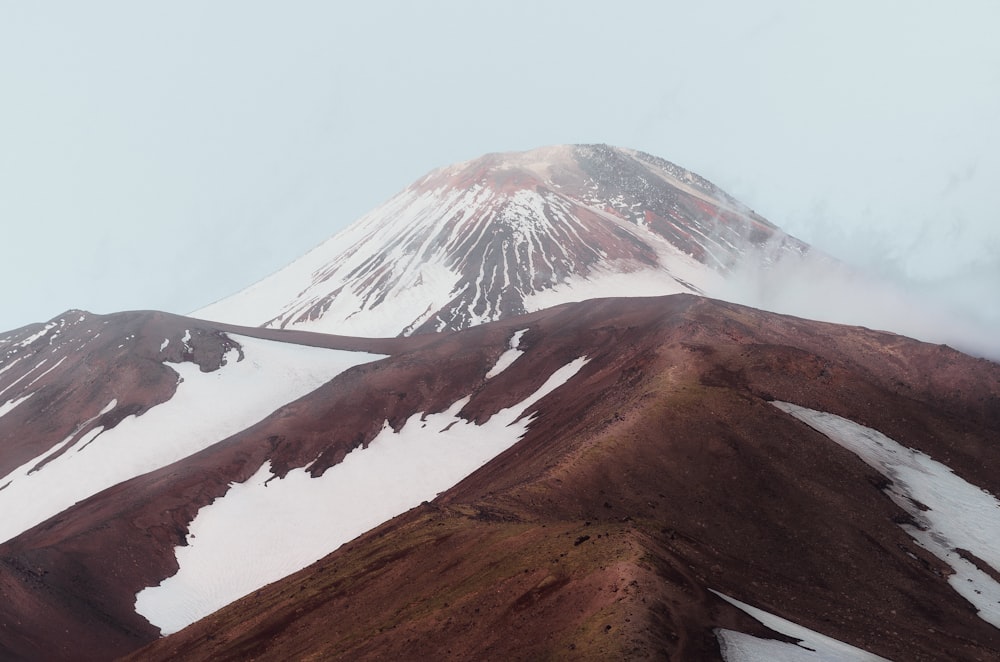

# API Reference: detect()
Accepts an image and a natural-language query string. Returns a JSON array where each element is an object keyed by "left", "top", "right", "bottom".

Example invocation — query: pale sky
[{"left": 2, "top": 2, "right": 998, "bottom": 350}]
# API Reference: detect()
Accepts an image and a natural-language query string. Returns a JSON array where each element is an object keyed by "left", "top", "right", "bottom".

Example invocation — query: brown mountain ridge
[{"left": 2, "top": 294, "right": 988, "bottom": 661}]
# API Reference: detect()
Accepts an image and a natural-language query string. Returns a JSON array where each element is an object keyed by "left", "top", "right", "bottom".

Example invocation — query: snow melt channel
[
  {"left": 0, "top": 335, "right": 384, "bottom": 545},
  {"left": 773, "top": 401, "right": 1000, "bottom": 629},
  {"left": 714, "top": 591, "right": 888, "bottom": 662},
  {"left": 134, "top": 356, "right": 589, "bottom": 635}
]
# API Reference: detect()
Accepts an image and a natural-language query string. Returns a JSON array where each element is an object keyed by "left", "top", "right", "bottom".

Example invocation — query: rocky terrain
[{"left": 1, "top": 296, "right": 998, "bottom": 660}]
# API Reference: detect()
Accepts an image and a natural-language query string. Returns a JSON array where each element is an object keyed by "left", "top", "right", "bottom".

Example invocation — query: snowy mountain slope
[
  {"left": 0, "top": 310, "right": 242, "bottom": 480},
  {"left": 2, "top": 145, "right": 999, "bottom": 661},
  {"left": 194, "top": 144, "right": 811, "bottom": 336},
  {"left": 0, "top": 316, "right": 384, "bottom": 546},
  {"left": 130, "top": 295, "right": 1000, "bottom": 662},
  {"left": 0, "top": 304, "right": 598, "bottom": 660},
  {"left": 5, "top": 295, "right": 1000, "bottom": 661},
  {"left": 134, "top": 353, "right": 589, "bottom": 634},
  {"left": 0, "top": 309, "right": 416, "bottom": 495}
]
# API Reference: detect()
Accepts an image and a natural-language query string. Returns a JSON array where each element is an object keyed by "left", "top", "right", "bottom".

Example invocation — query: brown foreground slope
[
  {"left": 125, "top": 295, "right": 1000, "bottom": 661},
  {"left": 0, "top": 312, "right": 424, "bottom": 661}
]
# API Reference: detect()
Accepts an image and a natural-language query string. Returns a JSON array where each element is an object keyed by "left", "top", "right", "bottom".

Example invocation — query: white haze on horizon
[
  {"left": 0, "top": 1, "right": 997, "bottom": 360},
  {"left": 717, "top": 242, "right": 1000, "bottom": 361}
]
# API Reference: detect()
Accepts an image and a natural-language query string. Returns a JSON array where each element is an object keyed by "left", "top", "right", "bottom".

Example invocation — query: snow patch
[
  {"left": 773, "top": 401, "right": 1000, "bottom": 628},
  {"left": 14, "top": 323, "right": 56, "bottom": 348},
  {"left": 0, "top": 337, "right": 385, "bottom": 544},
  {"left": 134, "top": 356, "right": 589, "bottom": 635},
  {"left": 0, "top": 355, "right": 25, "bottom": 378},
  {"left": 0, "top": 392, "right": 33, "bottom": 420},
  {"left": 714, "top": 591, "right": 888, "bottom": 661},
  {"left": 2, "top": 399, "right": 119, "bottom": 483},
  {"left": 485, "top": 328, "right": 528, "bottom": 379}
]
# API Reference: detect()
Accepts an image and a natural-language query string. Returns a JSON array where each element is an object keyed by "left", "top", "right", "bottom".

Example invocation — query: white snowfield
[
  {"left": 0, "top": 334, "right": 385, "bottom": 545},
  {"left": 714, "top": 590, "right": 889, "bottom": 662},
  {"left": 134, "top": 355, "right": 590, "bottom": 635},
  {"left": 773, "top": 401, "right": 1000, "bottom": 629}
]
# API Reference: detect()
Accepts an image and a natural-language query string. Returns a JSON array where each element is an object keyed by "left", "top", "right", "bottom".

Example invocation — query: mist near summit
[
  {"left": 1, "top": 2, "right": 997, "bottom": 357},
  {"left": 717, "top": 243, "right": 1000, "bottom": 360}
]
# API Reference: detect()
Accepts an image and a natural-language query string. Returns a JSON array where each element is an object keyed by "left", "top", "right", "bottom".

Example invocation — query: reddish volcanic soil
[{"left": 2, "top": 295, "right": 1000, "bottom": 661}]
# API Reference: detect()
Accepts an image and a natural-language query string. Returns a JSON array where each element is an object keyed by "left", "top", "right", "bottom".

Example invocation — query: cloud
[{"left": 717, "top": 241, "right": 1000, "bottom": 361}]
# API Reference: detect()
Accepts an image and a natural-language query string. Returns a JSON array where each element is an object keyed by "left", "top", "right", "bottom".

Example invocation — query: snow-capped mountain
[
  {"left": 2, "top": 297, "right": 1000, "bottom": 661},
  {"left": 195, "top": 144, "right": 810, "bottom": 336},
  {"left": 3, "top": 143, "right": 1000, "bottom": 661}
]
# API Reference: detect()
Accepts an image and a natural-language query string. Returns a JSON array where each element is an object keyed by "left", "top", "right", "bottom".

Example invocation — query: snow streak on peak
[{"left": 194, "top": 144, "right": 808, "bottom": 337}]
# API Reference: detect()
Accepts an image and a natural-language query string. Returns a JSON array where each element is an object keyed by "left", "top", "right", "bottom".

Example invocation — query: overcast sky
[{"left": 2, "top": 2, "right": 998, "bottom": 351}]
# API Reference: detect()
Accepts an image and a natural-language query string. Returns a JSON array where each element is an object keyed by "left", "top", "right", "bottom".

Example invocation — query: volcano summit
[{"left": 195, "top": 144, "right": 811, "bottom": 337}]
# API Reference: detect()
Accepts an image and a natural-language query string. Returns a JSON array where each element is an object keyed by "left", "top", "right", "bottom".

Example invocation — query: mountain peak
[
  {"left": 440, "top": 143, "right": 578, "bottom": 180},
  {"left": 194, "top": 145, "right": 807, "bottom": 337}
]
